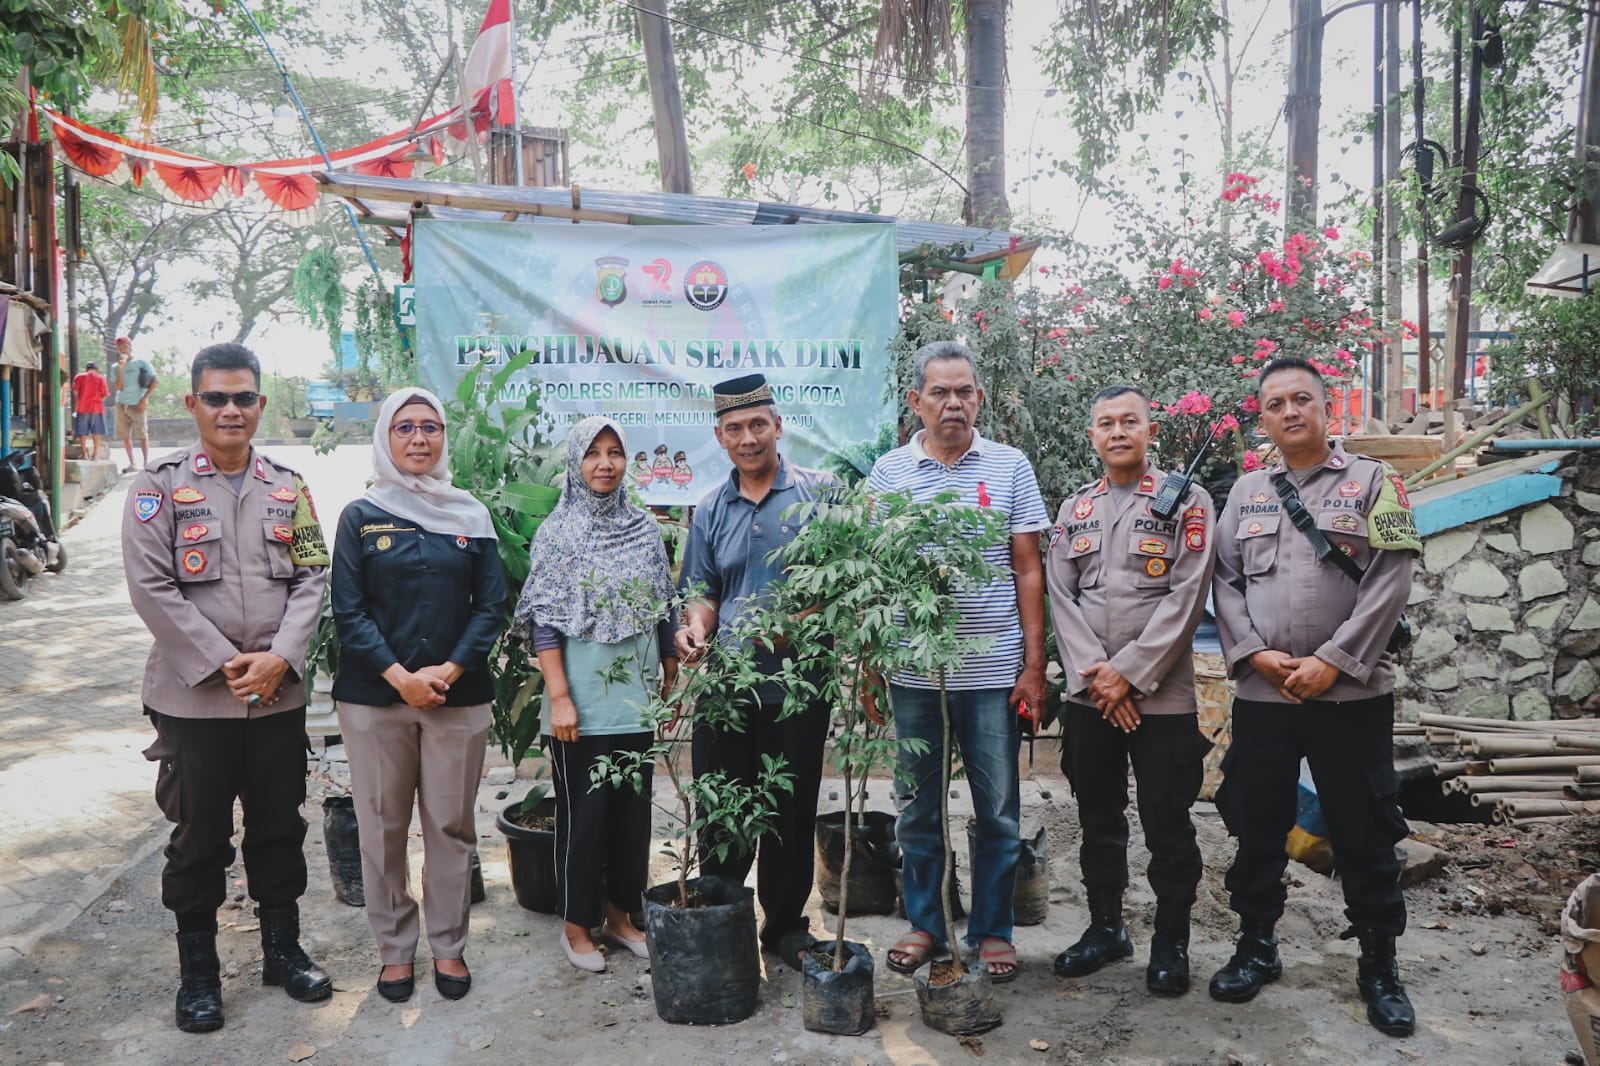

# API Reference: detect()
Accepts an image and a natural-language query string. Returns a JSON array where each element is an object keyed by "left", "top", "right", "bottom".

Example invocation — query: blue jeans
[{"left": 890, "top": 684, "right": 1021, "bottom": 948}]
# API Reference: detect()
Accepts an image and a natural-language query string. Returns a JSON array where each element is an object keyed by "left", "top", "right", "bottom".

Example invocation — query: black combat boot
[
  {"left": 1349, "top": 929, "right": 1415, "bottom": 1037},
  {"left": 1208, "top": 916, "right": 1282, "bottom": 1003},
  {"left": 174, "top": 931, "right": 225, "bottom": 1033},
  {"left": 259, "top": 903, "right": 333, "bottom": 1002},
  {"left": 1054, "top": 887, "right": 1133, "bottom": 978},
  {"left": 1145, "top": 901, "right": 1191, "bottom": 996}
]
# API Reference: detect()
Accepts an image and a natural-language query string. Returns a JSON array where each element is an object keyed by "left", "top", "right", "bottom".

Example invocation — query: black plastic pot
[
  {"left": 496, "top": 798, "right": 558, "bottom": 914},
  {"left": 322, "top": 795, "right": 364, "bottom": 907},
  {"left": 801, "top": 939, "right": 876, "bottom": 1036},
  {"left": 642, "top": 874, "right": 760, "bottom": 1025},
  {"left": 815, "top": 810, "right": 899, "bottom": 915},
  {"left": 914, "top": 961, "right": 1002, "bottom": 1035},
  {"left": 965, "top": 821, "right": 1050, "bottom": 926}
]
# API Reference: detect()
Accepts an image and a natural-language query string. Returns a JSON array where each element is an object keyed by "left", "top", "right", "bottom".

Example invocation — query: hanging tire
[
  {"left": 46, "top": 541, "right": 66, "bottom": 574},
  {"left": 0, "top": 539, "right": 28, "bottom": 600}
]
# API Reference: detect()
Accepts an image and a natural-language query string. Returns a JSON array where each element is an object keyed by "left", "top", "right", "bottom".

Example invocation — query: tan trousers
[{"left": 337, "top": 700, "right": 491, "bottom": 965}]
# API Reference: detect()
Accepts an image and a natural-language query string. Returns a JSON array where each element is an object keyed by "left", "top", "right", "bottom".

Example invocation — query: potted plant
[
  {"left": 769, "top": 486, "right": 1008, "bottom": 1036},
  {"left": 589, "top": 579, "right": 797, "bottom": 1026}
]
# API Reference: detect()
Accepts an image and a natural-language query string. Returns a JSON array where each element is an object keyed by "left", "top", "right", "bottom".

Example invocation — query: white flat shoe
[
  {"left": 605, "top": 926, "right": 649, "bottom": 959},
  {"left": 561, "top": 932, "right": 605, "bottom": 973}
]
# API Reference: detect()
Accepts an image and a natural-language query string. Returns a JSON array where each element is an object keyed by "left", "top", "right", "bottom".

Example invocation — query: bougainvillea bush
[{"left": 892, "top": 174, "right": 1402, "bottom": 505}]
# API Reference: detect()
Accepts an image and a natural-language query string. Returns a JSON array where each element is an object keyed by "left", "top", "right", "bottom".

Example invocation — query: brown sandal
[{"left": 886, "top": 930, "right": 940, "bottom": 974}]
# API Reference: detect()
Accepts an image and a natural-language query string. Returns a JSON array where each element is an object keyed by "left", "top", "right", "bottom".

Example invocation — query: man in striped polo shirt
[{"left": 867, "top": 341, "right": 1050, "bottom": 983}]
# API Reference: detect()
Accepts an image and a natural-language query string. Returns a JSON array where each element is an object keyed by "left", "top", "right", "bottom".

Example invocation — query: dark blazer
[{"left": 331, "top": 499, "right": 507, "bottom": 707}]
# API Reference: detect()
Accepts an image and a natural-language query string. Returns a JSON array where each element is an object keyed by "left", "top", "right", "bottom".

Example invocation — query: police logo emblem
[
  {"left": 1145, "top": 558, "right": 1168, "bottom": 578},
  {"left": 1073, "top": 498, "right": 1094, "bottom": 520},
  {"left": 684, "top": 260, "right": 730, "bottom": 311},
  {"left": 1247, "top": 522, "right": 1264, "bottom": 536},
  {"left": 455, "top": 535, "right": 470, "bottom": 550},
  {"left": 1072, "top": 536, "right": 1092, "bottom": 553},
  {"left": 1049, "top": 525, "right": 1065, "bottom": 549},
  {"left": 268, "top": 486, "right": 298, "bottom": 503},
  {"left": 181, "top": 548, "right": 206, "bottom": 574},
  {"left": 1338, "top": 480, "right": 1363, "bottom": 498},
  {"left": 133, "top": 490, "right": 163, "bottom": 522},
  {"left": 376, "top": 535, "right": 393, "bottom": 551},
  {"left": 595, "top": 256, "right": 629, "bottom": 306},
  {"left": 272, "top": 525, "right": 294, "bottom": 544},
  {"left": 172, "top": 487, "right": 205, "bottom": 503},
  {"left": 1138, "top": 538, "right": 1168, "bottom": 556},
  {"left": 1332, "top": 514, "right": 1359, "bottom": 532},
  {"left": 182, "top": 523, "right": 209, "bottom": 541},
  {"left": 1388, "top": 473, "right": 1411, "bottom": 510},
  {"left": 1337, "top": 542, "right": 1354, "bottom": 556},
  {"left": 1185, "top": 528, "right": 1205, "bottom": 552}
]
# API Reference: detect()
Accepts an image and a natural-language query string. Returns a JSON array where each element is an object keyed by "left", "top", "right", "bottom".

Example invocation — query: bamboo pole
[
  {"left": 1432, "top": 760, "right": 1488, "bottom": 778},
  {"left": 1577, "top": 765, "right": 1600, "bottom": 784},
  {"left": 1471, "top": 790, "right": 1567, "bottom": 806},
  {"left": 1403, "top": 381, "right": 1548, "bottom": 487},
  {"left": 1566, "top": 785, "right": 1600, "bottom": 801},
  {"left": 1418, "top": 712, "right": 1600, "bottom": 733},
  {"left": 1492, "top": 756, "right": 1600, "bottom": 774},
  {"left": 1500, "top": 797, "right": 1600, "bottom": 819},
  {"left": 1449, "top": 776, "right": 1573, "bottom": 793},
  {"left": 1459, "top": 734, "right": 1600, "bottom": 757}
]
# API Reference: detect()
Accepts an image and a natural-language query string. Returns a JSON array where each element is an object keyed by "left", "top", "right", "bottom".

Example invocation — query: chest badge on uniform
[
  {"left": 1072, "top": 535, "right": 1092, "bottom": 553},
  {"left": 181, "top": 523, "right": 209, "bottom": 541},
  {"left": 268, "top": 486, "right": 298, "bottom": 503},
  {"left": 376, "top": 535, "right": 393, "bottom": 551},
  {"left": 455, "top": 535, "right": 470, "bottom": 549},
  {"left": 1145, "top": 558, "right": 1168, "bottom": 578},
  {"left": 133, "top": 490, "right": 163, "bottom": 523},
  {"left": 1250, "top": 492, "right": 1270, "bottom": 504},
  {"left": 172, "top": 487, "right": 205, "bottom": 504},
  {"left": 1332, "top": 514, "right": 1360, "bottom": 532},
  {"left": 1049, "top": 525, "right": 1065, "bottom": 549},
  {"left": 1338, "top": 480, "right": 1363, "bottom": 498},
  {"left": 1073, "top": 498, "right": 1094, "bottom": 520},
  {"left": 1138, "top": 538, "right": 1168, "bottom": 556},
  {"left": 1185, "top": 528, "right": 1206, "bottom": 551},
  {"left": 181, "top": 548, "right": 206, "bottom": 574},
  {"left": 1337, "top": 542, "right": 1355, "bottom": 556},
  {"left": 1246, "top": 522, "right": 1265, "bottom": 536},
  {"left": 272, "top": 524, "right": 294, "bottom": 544}
]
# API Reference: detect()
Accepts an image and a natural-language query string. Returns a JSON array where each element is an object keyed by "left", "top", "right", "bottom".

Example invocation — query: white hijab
[{"left": 365, "top": 387, "right": 497, "bottom": 540}]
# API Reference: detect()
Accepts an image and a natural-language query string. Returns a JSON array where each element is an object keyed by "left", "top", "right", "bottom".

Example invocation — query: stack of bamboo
[{"left": 1401, "top": 713, "right": 1600, "bottom": 826}]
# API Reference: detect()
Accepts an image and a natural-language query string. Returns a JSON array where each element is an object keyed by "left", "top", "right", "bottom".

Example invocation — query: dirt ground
[{"left": 0, "top": 763, "right": 1584, "bottom": 1066}]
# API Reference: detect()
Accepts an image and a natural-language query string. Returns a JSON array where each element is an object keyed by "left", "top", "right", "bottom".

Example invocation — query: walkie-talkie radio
[{"left": 1150, "top": 413, "right": 1234, "bottom": 520}]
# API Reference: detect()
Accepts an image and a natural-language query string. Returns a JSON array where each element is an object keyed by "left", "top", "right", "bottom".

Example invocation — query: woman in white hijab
[{"left": 331, "top": 388, "right": 506, "bottom": 1004}]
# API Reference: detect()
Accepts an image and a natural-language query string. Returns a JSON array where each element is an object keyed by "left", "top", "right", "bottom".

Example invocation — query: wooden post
[
  {"left": 1412, "top": 0, "right": 1431, "bottom": 404},
  {"left": 1384, "top": 0, "right": 1405, "bottom": 419},
  {"left": 1440, "top": 295, "right": 1459, "bottom": 452},
  {"left": 636, "top": 0, "right": 692, "bottom": 195},
  {"left": 1285, "top": 0, "right": 1324, "bottom": 228}
]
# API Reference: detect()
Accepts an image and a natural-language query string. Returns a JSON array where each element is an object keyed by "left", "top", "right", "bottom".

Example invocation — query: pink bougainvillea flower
[
  {"left": 1254, "top": 337, "right": 1278, "bottom": 354},
  {"left": 1267, "top": 300, "right": 1285, "bottom": 313},
  {"left": 1158, "top": 275, "right": 1173, "bottom": 290},
  {"left": 1241, "top": 395, "right": 1261, "bottom": 414},
  {"left": 1227, "top": 311, "right": 1246, "bottom": 328},
  {"left": 1220, "top": 414, "right": 1240, "bottom": 432},
  {"left": 1230, "top": 354, "right": 1245, "bottom": 364},
  {"left": 1242, "top": 451, "right": 1262, "bottom": 471},
  {"left": 1324, "top": 226, "right": 1339, "bottom": 240},
  {"left": 1046, "top": 327, "right": 1067, "bottom": 339},
  {"left": 1199, "top": 308, "right": 1214, "bottom": 321}
]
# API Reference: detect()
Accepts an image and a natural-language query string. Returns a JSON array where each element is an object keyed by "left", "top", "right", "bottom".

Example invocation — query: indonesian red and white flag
[{"left": 449, "top": 0, "right": 515, "bottom": 143}]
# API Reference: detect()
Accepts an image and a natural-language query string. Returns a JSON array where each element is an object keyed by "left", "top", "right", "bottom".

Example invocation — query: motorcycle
[{"left": 0, "top": 447, "right": 66, "bottom": 600}]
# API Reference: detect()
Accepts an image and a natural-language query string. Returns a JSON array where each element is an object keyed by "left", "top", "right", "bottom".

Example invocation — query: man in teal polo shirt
[{"left": 675, "top": 373, "right": 841, "bottom": 970}]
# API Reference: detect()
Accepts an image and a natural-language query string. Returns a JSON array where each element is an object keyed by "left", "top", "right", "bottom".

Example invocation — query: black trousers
[
  {"left": 144, "top": 708, "right": 309, "bottom": 920},
  {"left": 692, "top": 697, "right": 828, "bottom": 943},
  {"left": 1060, "top": 704, "right": 1210, "bottom": 906},
  {"left": 1216, "top": 694, "right": 1408, "bottom": 936},
  {"left": 549, "top": 731, "right": 654, "bottom": 928}
]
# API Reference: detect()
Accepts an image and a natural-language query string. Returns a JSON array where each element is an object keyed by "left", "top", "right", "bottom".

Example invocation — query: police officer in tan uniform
[
  {"left": 123, "top": 343, "right": 332, "bottom": 1034},
  {"left": 1209, "top": 356, "right": 1419, "bottom": 1037},
  {"left": 1046, "top": 385, "right": 1217, "bottom": 996}
]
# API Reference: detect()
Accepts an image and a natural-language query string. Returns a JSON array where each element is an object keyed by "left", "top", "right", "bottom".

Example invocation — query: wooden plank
[{"left": 1413, "top": 471, "right": 1563, "bottom": 537}]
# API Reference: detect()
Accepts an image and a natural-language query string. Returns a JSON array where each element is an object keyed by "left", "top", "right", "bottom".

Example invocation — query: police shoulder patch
[
  {"left": 1368, "top": 468, "right": 1422, "bottom": 552},
  {"left": 133, "top": 489, "right": 163, "bottom": 523}
]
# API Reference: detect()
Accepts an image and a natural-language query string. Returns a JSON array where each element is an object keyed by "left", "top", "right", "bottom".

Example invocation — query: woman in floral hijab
[{"left": 513, "top": 416, "right": 676, "bottom": 973}]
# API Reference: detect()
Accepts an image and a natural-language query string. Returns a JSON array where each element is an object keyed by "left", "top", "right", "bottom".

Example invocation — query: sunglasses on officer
[{"left": 194, "top": 390, "right": 261, "bottom": 408}]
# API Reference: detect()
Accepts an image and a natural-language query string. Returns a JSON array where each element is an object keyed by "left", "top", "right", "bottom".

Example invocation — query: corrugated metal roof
[{"left": 321, "top": 173, "right": 1019, "bottom": 260}]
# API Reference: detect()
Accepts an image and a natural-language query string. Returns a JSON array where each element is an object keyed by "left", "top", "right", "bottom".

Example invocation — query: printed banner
[{"left": 413, "top": 220, "right": 900, "bottom": 504}]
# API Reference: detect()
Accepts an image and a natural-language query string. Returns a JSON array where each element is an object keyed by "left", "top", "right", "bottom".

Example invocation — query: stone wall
[{"left": 1396, "top": 451, "right": 1600, "bottom": 721}]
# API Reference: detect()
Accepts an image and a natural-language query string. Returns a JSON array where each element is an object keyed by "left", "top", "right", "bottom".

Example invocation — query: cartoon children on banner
[
  {"left": 671, "top": 451, "right": 693, "bottom": 491},
  {"left": 630, "top": 451, "right": 654, "bottom": 490}
]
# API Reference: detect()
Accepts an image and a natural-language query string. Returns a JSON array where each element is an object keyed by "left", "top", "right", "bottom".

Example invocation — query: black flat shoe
[
  {"left": 433, "top": 965, "right": 471, "bottom": 1001},
  {"left": 376, "top": 968, "right": 414, "bottom": 1003}
]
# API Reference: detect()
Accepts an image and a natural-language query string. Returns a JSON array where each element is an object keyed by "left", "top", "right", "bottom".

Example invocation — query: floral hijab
[{"left": 513, "top": 416, "right": 673, "bottom": 644}]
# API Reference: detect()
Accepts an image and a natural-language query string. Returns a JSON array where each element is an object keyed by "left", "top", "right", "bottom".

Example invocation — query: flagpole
[
  {"left": 510, "top": 0, "right": 524, "bottom": 187},
  {"left": 233, "top": 0, "right": 413, "bottom": 357}
]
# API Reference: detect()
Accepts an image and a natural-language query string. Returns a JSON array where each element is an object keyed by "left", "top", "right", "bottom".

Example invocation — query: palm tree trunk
[{"left": 964, "top": 0, "right": 1010, "bottom": 228}]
